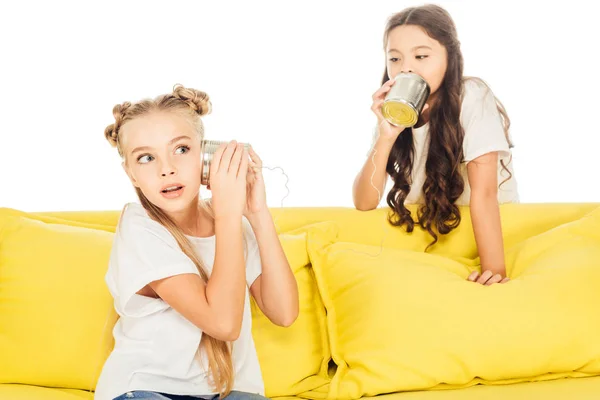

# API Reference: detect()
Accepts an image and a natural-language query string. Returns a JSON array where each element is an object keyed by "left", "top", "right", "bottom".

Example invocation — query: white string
[
  {"left": 370, "top": 149, "right": 383, "bottom": 204},
  {"left": 261, "top": 165, "right": 290, "bottom": 209}
]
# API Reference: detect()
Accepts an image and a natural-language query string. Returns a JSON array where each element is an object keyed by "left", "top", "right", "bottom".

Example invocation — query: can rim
[
  {"left": 382, "top": 97, "right": 418, "bottom": 110},
  {"left": 392, "top": 72, "right": 429, "bottom": 87},
  {"left": 382, "top": 100, "right": 418, "bottom": 127}
]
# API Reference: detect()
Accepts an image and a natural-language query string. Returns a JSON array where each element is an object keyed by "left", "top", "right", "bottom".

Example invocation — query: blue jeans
[{"left": 113, "top": 391, "right": 268, "bottom": 400}]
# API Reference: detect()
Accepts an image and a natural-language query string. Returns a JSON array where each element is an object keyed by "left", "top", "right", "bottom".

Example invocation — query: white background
[{"left": 1, "top": 0, "right": 598, "bottom": 212}]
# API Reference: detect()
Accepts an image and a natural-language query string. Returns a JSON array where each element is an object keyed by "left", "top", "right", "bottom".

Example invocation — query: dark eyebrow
[{"left": 131, "top": 135, "right": 191, "bottom": 156}]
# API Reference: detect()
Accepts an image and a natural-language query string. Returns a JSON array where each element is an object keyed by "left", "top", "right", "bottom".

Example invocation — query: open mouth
[
  {"left": 161, "top": 185, "right": 183, "bottom": 193},
  {"left": 160, "top": 184, "right": 185, "bottom": 198}
]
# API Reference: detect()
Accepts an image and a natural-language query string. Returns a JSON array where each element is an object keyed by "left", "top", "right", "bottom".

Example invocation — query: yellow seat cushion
[
  {"left": 269, "top": 204, "right": 599, "bottom": 261},
  {"left": 31, "top": 203, "right": 599, "bottom": 260},
  {"left": 0, "top": 210, "right": 332, "bottom": 397},
  {"left": 3, "top": 376, "right": 600, "bottom": 400},
  {"left": 0, "top": 208, "right": 116, "bottom": 233},
  {"left": 0, "top": 384, "right": 93, "bottom": 399},
  {"left": 364, "top": 375, "right": 600, "bottom": 399},
  {"left": 274, "top": 376, "right": 600, "bottom": 400},
  {"left": 251, "top": 226, "right": 332, "bottom": 397},
  {"left": 0, "top": 216, "right": 117, "bottom": 390},
  {"left": 306, "top": 207, "right": 600, "bottom": 399}
]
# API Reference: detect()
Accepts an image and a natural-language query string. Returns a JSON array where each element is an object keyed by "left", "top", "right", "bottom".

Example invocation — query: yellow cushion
[
  {"left": 0, "top": 210, "right": 332, "bottom": 397},
  {"left": 3, "top": 376, "right": 600, "bottom": 400},
  {"left": 251, "top": 225, "right": 332, "bottom": 398},
  {"left": 0, "top": 384, "right": 93, "bottom": 399},
  {"left": 0, "top": 208, "right": 115, "bottom": 233},
  {"left": 307, "top": 207, "right": 600, "bottom": 399},
  {"left": 30, "top": 203, "right": 599, "bottom": 260},
  {"left": 270, "top": 204, "right": 598, "bottom": 261},
  {"left": 0, "top": 216, "right": 117, "bottom": 390},
  {"left": 363, "top": 376, "right": 600, "bottom": 399},
  {"left": 275, "top": 376, "right": 600, "bottom": 400}
]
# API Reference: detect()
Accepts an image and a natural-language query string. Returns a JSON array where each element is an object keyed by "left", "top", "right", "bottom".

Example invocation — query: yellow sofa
[{"left": 1, "top": 203, "right": 600, "bottom": 400}]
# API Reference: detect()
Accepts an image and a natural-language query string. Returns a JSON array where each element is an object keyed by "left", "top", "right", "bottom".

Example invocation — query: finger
[
  {"left": 248, "top": 146, "right": 263, "bottom": 167},
  {"left": 248, "top": 161, "right": 261, "bottom": 176},
  {"left": 423, "top": 103, "right": 430, "bottom": 112},
  {"left": 237, "top": 146, "right": 249, "bottom": 179},
  {"left": 372, "top": 85, "right": 392, "bottom": 100},
  {"left": 485, "top": 274, "right": 503, "bottom": 286},
  {"left": 500, "top": 277, "right": 511, "bottom": 284},
  {"left": 247, "top": 160, "right": 257, "bottom": 175},
  {"left": 209, "top": 142, "right": 228, "bottom": 179},
  {"left": 220, "top": 141, "right": 238, "bottom": 172},
  {"left": 476, "top": 270, "right": 493, "bottom": 285},
  {"left": 467, "top": 271, "right": 479, "bottom": 282},
  {"left": 372, "top": 79, "right": 396, "bottom": 100},
  {"left": 247, "top": 173, "right": 258, "bottom": 188},
  {"left": 372, "top": 99, "right": 385, "bottom": 109},
  {"left": 371, "top": 100, "right": 385, "bottom": 118},
  {"left": 228, "top": 143, "right": 244, "bottom": 174}
]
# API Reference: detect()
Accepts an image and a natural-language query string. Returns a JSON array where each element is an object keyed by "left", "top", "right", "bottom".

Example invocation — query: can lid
[{"left": 382, "top": 101, "right": 418, "bottom": 127}]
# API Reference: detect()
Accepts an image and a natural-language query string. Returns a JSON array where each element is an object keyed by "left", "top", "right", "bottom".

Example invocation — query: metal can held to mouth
[
  {"left": 200, "top": 140, "right": 250, "bottom": 186},
  {"left": 381, "top": 72, "right": 431, "bottom": 128}
]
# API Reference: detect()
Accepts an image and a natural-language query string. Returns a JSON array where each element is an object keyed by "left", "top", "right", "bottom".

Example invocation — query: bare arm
[
  {"left": 149, "top": 217, "right": 246, "bottom": 341},
  {"left": 353, "top": 78, "right": 413, "bottom": 210},
  {"left": 248, "top": 210, "right": 299, "bottom": 327},
  {"left": 353, "top": 132, "right": 395, "bottom": 210},
  {"left": 467, "top": 152, "right": 508, "bottom": 283}
]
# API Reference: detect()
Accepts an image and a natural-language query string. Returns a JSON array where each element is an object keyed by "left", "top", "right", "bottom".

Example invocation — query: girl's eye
[
  {"left": 137, "top": 154, "right": 154, "bottom": 164},
  {"left": 389, "top": 57, "right": 400, "bottom": 62},
  {"left": 175, "top": 145, "right": 190, "bottom": 155},
  {"left": 416, "top": 55, "right": 429, "bottom": 60}
]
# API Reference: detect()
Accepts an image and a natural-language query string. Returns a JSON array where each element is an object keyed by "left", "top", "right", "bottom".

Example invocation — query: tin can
[
  {"left": 200, "top": 140, "right": 250, "bottom": 186},
  {"left": 381, "top": 72, "right": 430, "bottom": 128}
]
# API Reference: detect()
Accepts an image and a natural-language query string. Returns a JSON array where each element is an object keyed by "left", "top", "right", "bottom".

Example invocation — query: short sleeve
[
  {"left": 242, "top": 217, "right": 262, "bottom": 287},
  {"left": 108, "top": 203, "right": 199, "bottom": 318},
  {"left": 460, "top": 79, "right": 511, "bottom": 163}
]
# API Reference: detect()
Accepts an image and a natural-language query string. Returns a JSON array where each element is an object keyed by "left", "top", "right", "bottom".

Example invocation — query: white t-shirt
[
  {"left": 94, "top": 202, "right": 264, "bottom": 400},
  {"left": 371, "top": 78, "right": 519, "bottom": 206}
]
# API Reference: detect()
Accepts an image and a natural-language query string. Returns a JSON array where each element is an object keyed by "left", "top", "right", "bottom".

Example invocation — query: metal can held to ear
[
  {"left": 381, "top": 72, "right": 430, "bottom": 128},
  {"left": 200, "top": 140, "right": 250, "bottom": 186}
]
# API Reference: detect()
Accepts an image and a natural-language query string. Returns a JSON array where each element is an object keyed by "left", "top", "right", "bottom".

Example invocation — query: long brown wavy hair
[
  {"left": 382, "top": 5, "right": 513, "bottom": 249},
  {"left": 104, "top": 85, "right": 234, "bottom": 396}
]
